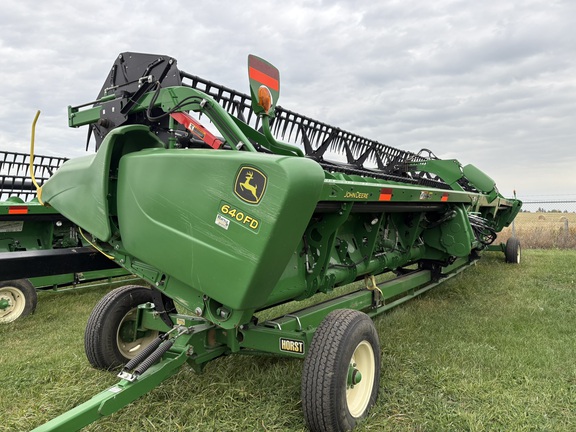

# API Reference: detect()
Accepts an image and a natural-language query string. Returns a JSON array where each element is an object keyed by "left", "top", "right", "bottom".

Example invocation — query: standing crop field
[
  {"left": 497, "top": 211, "right": 576, "bottom": 248},
  {"left": 1, "top": 249, "right": 575, "bottom": 431}
]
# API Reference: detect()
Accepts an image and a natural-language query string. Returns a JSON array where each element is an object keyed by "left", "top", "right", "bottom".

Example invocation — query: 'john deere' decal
[{"left": 234, "top": 167, "right": 267, "bottom": 204}]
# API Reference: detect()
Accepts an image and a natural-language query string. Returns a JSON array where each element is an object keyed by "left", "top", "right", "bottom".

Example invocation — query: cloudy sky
[{"left": 1, "top": 0, "right": 574, "bottom": 201}]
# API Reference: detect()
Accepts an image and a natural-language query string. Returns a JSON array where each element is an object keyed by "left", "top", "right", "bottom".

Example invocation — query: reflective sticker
[
  {"left": 248, "top": 56, "right": 280, "bottom": 91},
  {"left": 379, "top": 188, "right": 393, "bottom": 201},
  {"left": 8, "top": 206, "right": 27, "bottom": 215}
]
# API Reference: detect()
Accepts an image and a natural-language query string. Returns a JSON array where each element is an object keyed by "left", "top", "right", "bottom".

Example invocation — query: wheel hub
[
  {"left": 0, "top": 296, "right": 11, "bottom": 311},
  {"left": 347, "top": 363, "right": 363, "bottom": 387},
  {"left": 119, "top": 321, "right": 137, "bottom": 341},
  {"left": 117, "top": 308, "right": 159, "bottom": 359}
]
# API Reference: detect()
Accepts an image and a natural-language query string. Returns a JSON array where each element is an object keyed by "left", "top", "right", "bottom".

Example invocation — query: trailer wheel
[
  {"left": 505, "top": 237, "right": 521, "bottom": 264},
  {"left": 85, "top": 285, "right": 159, "bottom": 370},
  {"left": 301, "top": 309, "right": 380, "bottom": 432},
  {"left": 0, "top": 279, "right": 37, "bottom": 323}
]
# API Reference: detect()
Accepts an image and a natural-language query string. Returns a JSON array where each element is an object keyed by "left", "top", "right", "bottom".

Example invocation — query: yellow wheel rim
[
  {"left": 346, "top": 340, "right": 376, "bottom": 417},
  {"left": 0, "top": 287, "right": 26, "bottom": 323}
]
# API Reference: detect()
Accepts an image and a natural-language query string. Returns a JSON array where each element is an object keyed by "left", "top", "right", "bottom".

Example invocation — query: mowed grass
[{"left": 1, "top": 249, "right": 575, "bottom": 431}]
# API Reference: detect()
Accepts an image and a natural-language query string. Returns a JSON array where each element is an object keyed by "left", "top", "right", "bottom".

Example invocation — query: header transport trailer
[
  {"left": 0, "top": 151, "right": 130, "bottom": 323},
  {"left": 28, "top": 52, "right": 521, "bottom": 431}
]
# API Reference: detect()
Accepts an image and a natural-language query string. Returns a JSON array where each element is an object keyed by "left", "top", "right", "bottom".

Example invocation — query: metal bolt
[{"left": 194, "top": 307, "right": 203, "bottom": 317}]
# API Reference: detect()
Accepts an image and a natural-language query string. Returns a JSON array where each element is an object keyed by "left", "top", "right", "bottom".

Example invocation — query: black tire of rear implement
[
  {"left": 505, "top": 237, "right": 521, "bottom": 264},
  {"left": 0, "top": 279, "right": 37, "bottom": 323},
  {"left": 301, "top": 309, "right": 381, "bottom": 432},
  {"left": 84, "top": 285, "right": 157, "bottom": 370}
]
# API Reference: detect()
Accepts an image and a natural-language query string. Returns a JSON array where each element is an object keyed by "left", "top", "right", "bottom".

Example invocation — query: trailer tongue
[{"left": 32, "top": 52, "right": 520, "bottom": 431}]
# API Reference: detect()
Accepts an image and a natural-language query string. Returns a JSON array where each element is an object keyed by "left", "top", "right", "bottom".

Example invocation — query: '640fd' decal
[
  {"left": 217, "top": 202, "right": 260, "bottom": 232},
  {"left": 234, "top": 166, "right": 267, "bottom": 204},
  {"left": 280, "top": 338, "right": 305, "bottom": 355}
]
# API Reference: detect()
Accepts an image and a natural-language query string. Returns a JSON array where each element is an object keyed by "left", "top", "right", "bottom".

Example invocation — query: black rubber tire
[
  {"left": 505, "top": 237, "right": 521, "bottom": 264},
  {"left": 84, "top": 285, "right": 158, "bottom": 370},
  {"left": 301, "top": 309, "right": 380, "bottom": 432},
  {"left": 0, "top": 279, "right": 37, "bottom": 323}
]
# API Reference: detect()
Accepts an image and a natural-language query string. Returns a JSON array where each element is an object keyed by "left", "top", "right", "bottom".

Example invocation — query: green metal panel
[
  {"left": 421, "top": 204, "right": 476, "bottom": 257},
  {"left": 114, "top": 149, "right": 325, "bottom": 311},
  {"left": 462, "top": 164, "right": 497, "bottom": 197},
  {"left": 41, "top": 125, "right": 165, "bottom": 242}
]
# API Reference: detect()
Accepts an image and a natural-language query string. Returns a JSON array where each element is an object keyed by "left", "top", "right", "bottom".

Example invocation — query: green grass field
[{"left": 1, "top": 250, "right": 575, "bottom": 431}]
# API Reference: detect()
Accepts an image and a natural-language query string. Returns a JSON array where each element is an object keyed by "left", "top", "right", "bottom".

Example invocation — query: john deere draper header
[{"left": 30, "top": 52, "right": 520, "bottom": 432}]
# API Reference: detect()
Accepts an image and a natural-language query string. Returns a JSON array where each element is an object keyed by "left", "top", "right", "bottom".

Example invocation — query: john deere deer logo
[{"left": 234, "top": 167, "right": 267, "bottom": 204}]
